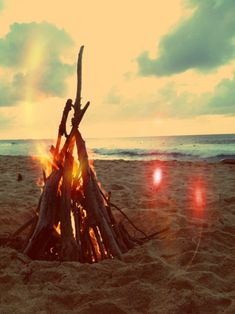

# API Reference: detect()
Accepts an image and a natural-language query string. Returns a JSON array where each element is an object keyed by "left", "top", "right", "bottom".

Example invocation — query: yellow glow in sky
[{"left": 0, "top": 0, "right": 235, "bottom": 139}]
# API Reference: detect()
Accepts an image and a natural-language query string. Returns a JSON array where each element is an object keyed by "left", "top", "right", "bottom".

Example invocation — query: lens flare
[
  {"left": 153, "top": 168, "right": 162, "bottom": 186},
  {"left": 193, "top": 180, "right": 206, "bottom": 217},
  {"left": 195, "top": 187, "right": 204, "bottom": 207}
]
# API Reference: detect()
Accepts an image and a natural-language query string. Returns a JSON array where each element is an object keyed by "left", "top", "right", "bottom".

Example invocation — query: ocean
[{"left": 0, "top": 134, "right": 235, "bottom": 162}]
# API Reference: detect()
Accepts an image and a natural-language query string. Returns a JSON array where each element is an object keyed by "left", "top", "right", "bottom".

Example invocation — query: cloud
[
  {"left": 0, "top": 117, "right": 11, "bottom": 130},
  {"left": 103, "top": 87, "right": 121, "bottom": 105},
  {"left": 144, "top": 77, "right": 235, "bottom": 119},
  {"left": 0, "top": 110, "right": 14, "bottom": 130},
  {"left": 0, "top": 22, "right": 75, "bottom": 106},
  {"left": 103, "top": 70, "right": 235, "bottom": 121},
  {"left": 0, "top": 73, "right": 26, "bottom": 106},
  {"left": 138, "top": 0, "right": 235, "bottom": 76},
  {"left": 0, "top": 0, "right": 4, "bottom": 11},
  {"left": 152, "top": 74, "right": 235, "bottom": 118},
  {"left": 205, "top": 72, "right": 235, "bottom": 115}
]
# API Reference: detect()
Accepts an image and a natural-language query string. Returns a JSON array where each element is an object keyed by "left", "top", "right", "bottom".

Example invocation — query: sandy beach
[{"left": 0, "top": 156, "right": 234, "bottom": 314}]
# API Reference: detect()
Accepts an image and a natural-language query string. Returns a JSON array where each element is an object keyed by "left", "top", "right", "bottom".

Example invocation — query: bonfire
[{"left": 11, "top": 46, "right": 156, "bottom": 263}]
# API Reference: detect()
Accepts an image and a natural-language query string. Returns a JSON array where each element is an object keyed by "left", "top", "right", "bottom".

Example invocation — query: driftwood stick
[
  {"left": 74, "top": 46, "right": 84, "bottom": 113},
  {"left": 74, "top": 129, "right": 122, "bottom": 259},
  {"left": 22, "top": 216, "right": 39, "bottom": 252},
  {"left": 59, "top": 101, "right": 90, "bottom": 162},
  {"left": 72, "top": 101, "right": 90, "bottom": 128},
  {"left": 42, "top": 169, "right": 47, "bottom": 184},
  {"left": 98, "top": 177, "right": 166, "bottom": 241},
  {"left": 11, "top": 215, "right": 37, "bottom": 239},
  {"left": 24, "top": 169, "right": 62, "bottom": 259},
  {"left": 59, "top": 99, "right": 73, "bottom": 138},
  {"left": 58, "top": 46, "right": 89, "bottom": 162},
  {"left": 88, "top": 231, "right": 98, "bottom": 263},
  {"left": 54, "top": 99, "right": 73, "bottom": 160},
  {"left": 99, "top": 187, "right": 148, "bottom": 238},
  {"left": 93, "top": 226, "right": 106, "bottom": 259},
  {"left": 83, "top": 228, "right": 93, "bottom": 263},
  {"left": 105, "top": 191, "right": 116, "bottom": 225},
  {"left": 112, "top": 224, "right": 128, "bottom": 253},
  {"left": 89, "top": 171, "right": 124, "bottom": 251},
  {"left": 73, "top": 204, "right": 83, "bottom": 262},
  {"left": 118, "top": 222, "right": 136, "bottom": 249},
  {"left": 60, "top": 152, "right": 79, "bottom": 261}
]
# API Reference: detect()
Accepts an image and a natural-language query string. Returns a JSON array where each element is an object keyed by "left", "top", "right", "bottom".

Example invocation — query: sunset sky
[{"left": 0, "top": 0, "right": 235, "bottom": 139}]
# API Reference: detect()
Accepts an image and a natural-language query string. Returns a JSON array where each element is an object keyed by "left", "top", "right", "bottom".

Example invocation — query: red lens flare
[
  {"left": 193, "top": 180, "right": 206, "bottom": 216},
  {"left": 195, "top": 187, "right": 204, "bottom": 207},
  {"left": 153, "top": 168, "right": 162, "bottom": 186}
]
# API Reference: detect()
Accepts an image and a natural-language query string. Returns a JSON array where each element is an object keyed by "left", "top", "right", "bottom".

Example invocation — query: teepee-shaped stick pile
[{"left": 23, "top": 46, "right": 139, "bottom": 262}]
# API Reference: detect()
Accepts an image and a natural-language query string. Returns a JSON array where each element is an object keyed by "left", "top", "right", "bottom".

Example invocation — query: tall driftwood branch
[{"left": 74, "top": 45, "right": 84, "bottom": 114}]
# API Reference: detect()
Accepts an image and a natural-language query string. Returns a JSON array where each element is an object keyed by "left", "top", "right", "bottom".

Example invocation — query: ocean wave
[
  {"left": 0, "top": 143, "right": 14, "bottom": 147},
  {"left": 0, "top": 136, "right": 234, "bottom": 161},
  {"left": 205, "top": 154, "right": 235, "bottom": 161},
  {"left": 92, "top": 148, "right": 235, "bottom": 161},
  {"left": 92, "top": 148, "right": 195, "bottom": 159}
]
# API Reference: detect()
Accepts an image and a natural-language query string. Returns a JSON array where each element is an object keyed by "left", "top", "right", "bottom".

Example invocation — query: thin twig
[
  {"left": 98, "top": 187, "right": 170, "bottom": 241},
  {"left": 11, "top": 215, "right": 38, "bottom": 238},
  {"left": 98, "top": 187, "right": 148, "bottom": 238}
]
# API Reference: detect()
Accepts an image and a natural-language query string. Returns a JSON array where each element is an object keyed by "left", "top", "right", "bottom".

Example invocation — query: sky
[{"left": 0, "top": 0, "right": 235, "bottom": 139}]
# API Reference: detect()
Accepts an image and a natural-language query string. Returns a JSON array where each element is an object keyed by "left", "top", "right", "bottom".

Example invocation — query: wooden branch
[
  {"left": 60, "top": 152, "right": 79, "bottom": 261},
  {"left": 59, "top": 101, "right": 90, "bottom": 162},
  {"left": 74, "top": 129, "right": 122, "bottom": 259},
  {"left": 11, "top": 215, "right": 38, "bottom": 238},
  {"left": 73, "top": 204, "right": 83, "bottom": 262},
  {"left": 24, "top": 169, "right": 62, "bottom": 259},
  {"left": 93, "top": 226, "right": 107, "bottom": 259},
  {"left": 59, "top": 99, "right": 73, "bottom": 137},
  {"left": 99, "top": 187, "right": 148, "bottom": 238},
  {"left": 22, "top": 216, "right": 39, "bottom": 252},
  {"left": 57, "top": 46, "right": 89, "bottom": 162},
  {"left": 74, "top": 45, "right": 84, "bottom": 114},
  {"left": 53, "top": 99, "right": 73, "bottom": 161},
  {"left": 88, "top": 231, "right": 98, "bottom": 263},
  {"left": 118, "top": 222, "right": 136, "bottom": 249}
]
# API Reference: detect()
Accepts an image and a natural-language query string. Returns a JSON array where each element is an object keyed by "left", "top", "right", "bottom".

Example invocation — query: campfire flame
[
  {"left": 33, "top": 143, "right": 60, "bottom": 181},
  {"left": 89, "top": 227, "right": 102, "bottom": 261},
  {"left": 33, "top": 141, "right": 104, "bottom": 262}
]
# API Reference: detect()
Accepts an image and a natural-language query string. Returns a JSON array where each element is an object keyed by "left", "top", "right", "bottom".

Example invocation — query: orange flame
[
  {"left": 33, "top": 143, "right": 59, "bottom": 180},
  {"left": 89, "top": 227, "right": 101, "bottom": 261}
]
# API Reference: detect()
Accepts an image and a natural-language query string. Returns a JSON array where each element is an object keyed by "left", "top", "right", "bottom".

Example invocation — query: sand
[{"left": 0, "top": 156, "right": 234, "bottom": 314}]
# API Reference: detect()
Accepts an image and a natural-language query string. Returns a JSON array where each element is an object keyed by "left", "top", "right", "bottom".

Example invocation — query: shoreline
[
  {"left": 0, "top": 133, "right": 235, "bottom": 163},
  {"left": 1, "top": 154, "right": 235, "bottom": 162}
]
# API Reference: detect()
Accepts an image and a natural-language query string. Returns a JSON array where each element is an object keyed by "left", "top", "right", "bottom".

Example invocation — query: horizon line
[{"left": 0, "top": 132, "right": 235, "bottom": 141}]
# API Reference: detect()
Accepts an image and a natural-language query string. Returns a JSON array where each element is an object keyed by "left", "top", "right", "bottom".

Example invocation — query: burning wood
[{"left": 21, "top": 46, "right": 144, "bottom": 262}]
